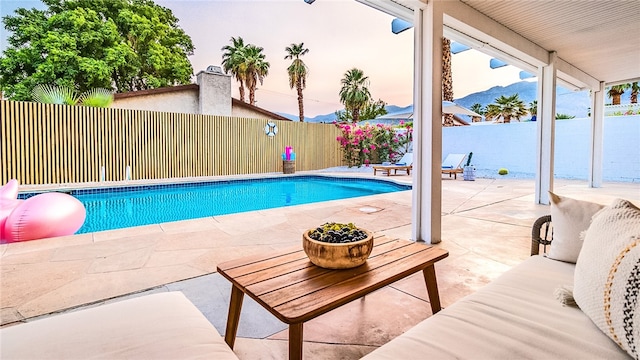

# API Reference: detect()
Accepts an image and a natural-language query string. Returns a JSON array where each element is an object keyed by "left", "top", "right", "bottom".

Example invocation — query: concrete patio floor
[{"left": 1, "top": 170, "right": 638, "bottom": 359}]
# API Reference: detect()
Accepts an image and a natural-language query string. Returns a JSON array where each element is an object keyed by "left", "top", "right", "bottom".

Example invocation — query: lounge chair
[
  {"left": 441, "top": 153, "right": 467, "bottom": 179},
  {"left": 373, "top": 153, "right": 413, "bottom": 176}
]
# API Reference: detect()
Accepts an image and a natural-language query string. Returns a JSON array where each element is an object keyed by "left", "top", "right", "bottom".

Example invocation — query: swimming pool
[{"left": 21, "top": 176, "right": 410, "bottom": 234}]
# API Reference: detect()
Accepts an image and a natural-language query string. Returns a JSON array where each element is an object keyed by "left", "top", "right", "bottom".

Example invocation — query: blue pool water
[{"left": 24, "top": 176, "right": 410, "bottom": 234}]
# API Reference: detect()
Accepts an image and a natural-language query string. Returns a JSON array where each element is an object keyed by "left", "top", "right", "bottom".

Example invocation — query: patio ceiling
[
  {"left": 457, "top": 0, "right": 639, "bottom": 86},
  {"left": 357, "top": 0, "right": 640, "bottom": 88}
]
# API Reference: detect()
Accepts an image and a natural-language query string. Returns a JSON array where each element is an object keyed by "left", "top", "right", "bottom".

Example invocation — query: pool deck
[{"left": 1, "top": 169, "right": 639, "bottom": 359}]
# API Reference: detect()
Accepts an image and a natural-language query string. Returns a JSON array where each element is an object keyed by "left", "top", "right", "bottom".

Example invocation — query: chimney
[{"left": 196, "top": 65, "right": 232, "bottom": 116}]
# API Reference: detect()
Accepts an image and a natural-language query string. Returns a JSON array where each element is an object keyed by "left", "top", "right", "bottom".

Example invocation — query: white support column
[
  {"left": 534, "top": 51, "right": 557, "bottom": 205},
  {"left": 589, "top": 82, "right": 605, "bottom": 188},
  {"left": 411, "top": 6, "right": 425, "bottom": 243},
  {"left": 411, "top": 1, "right": 443, "bottom": 244}
]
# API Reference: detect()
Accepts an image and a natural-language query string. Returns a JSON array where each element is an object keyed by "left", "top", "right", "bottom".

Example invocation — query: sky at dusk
[{"left": 1, "top": 0, "right": 526, "bottom": 117}]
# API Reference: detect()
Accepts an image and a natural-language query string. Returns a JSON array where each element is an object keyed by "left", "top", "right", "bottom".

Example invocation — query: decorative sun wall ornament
[{"left": 265, "top": 121, "right": 278, "bottom": 137}]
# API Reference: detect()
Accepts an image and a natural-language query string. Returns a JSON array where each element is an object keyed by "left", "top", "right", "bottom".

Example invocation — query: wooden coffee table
[{"left": 217, "top": 236, "right": 449, "bottom": 360}]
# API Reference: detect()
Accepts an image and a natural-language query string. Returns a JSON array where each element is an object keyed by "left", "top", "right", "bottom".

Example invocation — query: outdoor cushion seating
[
  {"left": 373, "top": 153, "right": 413, "bottom": 176},
  {"left": 0, "top": 291, "right": 239, "bottom": 359},
  {"left": 441, "top": 153, "right": 467, "bottom": 179},
  {"left": 363, "top": 195, "right": 638, "bottom": 360}
]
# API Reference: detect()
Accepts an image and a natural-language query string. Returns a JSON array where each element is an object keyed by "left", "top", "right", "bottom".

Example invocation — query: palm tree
[
  {"left": 31, "top": 84, "right": 79, "bottom": 105},
  {"left": 79, "top": 88, "right": 114, "bottom": 107},
  {"left": 607, "top": 84, "right": 629, "bottom": 105},
  {"left": 285, "top": 43, "right": 309, "bottom": 122},
  {"left": 242, "top": 44, "right": 270, "bottom": 106},
  {"left": 442, "top": 38, "right": 455, "bottom": 127},
  {"left": 339, "top": 68, "right": 371, "bottom": 123},
  {"left": 528, "top": 100, "right": 537, "bottom": 121},
  {"left": 31, "top": 84, "right": 113, "bottom": 107},
  {"left": 469, "top": 103, "right": 484, "bottom": 122},
  {"left": 483, "top": 104, "right": 499, "bottom": 122},
  {"left": 360, "top": 99, "right": 387, "bottom": 121},
  {"left": 630, "top": 82, "right": 639, "bottom": 104},
  {"left": 221, "top": 37, "right": 248, "bottom": 103},
  {"left": 485, "top": 94, "right": 527, "bottom": 123}
]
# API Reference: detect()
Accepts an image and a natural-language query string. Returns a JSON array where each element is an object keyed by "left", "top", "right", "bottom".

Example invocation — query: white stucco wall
[
  {"left": 112, "top": 89, "right": 199, "bottom": 114},
  {"left": 232, "top": 106, "right": 276, "bottom": 120},
  {"left": 442, "top": 115, "right": 640, "bottom": 182}
]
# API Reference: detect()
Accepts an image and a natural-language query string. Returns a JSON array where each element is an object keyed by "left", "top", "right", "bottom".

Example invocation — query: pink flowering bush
[{"left": 335, "top": 122, "right": 413, "bottom": 167}]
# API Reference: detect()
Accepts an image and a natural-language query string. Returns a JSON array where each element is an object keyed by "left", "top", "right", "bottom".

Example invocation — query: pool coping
[{"left": 16, "top": 170, "right": 413, "bottom": 194}]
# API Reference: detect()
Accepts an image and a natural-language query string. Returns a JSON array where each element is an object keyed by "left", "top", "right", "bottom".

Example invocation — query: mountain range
[{"left": 277, "top": 81, "right": 614, "bottom": 123}]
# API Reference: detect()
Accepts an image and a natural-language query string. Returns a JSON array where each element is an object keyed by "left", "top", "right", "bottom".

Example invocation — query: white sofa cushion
[
  {"left": 0, "top": 291, "right": 239, "bottom": 360},
  {"left": 362, "top": 256, "right": 631, "bottom": 359},
  {"left": 574, "top": 198, "right": 640, "bottom": 359},
  {"left": 547, "top": 191, "right": 604, "bottom": 263}
]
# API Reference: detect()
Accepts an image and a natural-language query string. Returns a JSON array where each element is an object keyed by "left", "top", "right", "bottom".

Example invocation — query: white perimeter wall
[{"left": 442, "top": 115, "right": 640, "bottom": 182}]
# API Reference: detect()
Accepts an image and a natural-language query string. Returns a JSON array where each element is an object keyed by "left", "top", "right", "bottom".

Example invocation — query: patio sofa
[
  {"left": 363, "top": 194, "right": 638, "bottom": 360},
  {"left": 0, "top": 291, "right": 239, "bottom": 359}
]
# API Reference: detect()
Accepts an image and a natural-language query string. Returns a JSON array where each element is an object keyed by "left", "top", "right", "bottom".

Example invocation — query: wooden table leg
[
  {"left": 289, "top": 322, "right": 303, "bottom": 360},
  {"left": 423, "top": 265, "right": 442, "bottom": 314},
  {"left": 224, "top": 285, "right": 244, "bottom": 348}
]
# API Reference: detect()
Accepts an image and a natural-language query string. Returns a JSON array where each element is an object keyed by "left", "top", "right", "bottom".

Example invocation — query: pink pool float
[{"left": 0, "top": 180, "right": 86, "bottom": 243}]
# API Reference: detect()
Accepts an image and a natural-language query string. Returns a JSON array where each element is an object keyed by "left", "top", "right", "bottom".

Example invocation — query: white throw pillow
[
  {"left": 574, "top": 198, "right": 640, "bottom": 359},
  {"left": 547, "top": 191, "right": 604, "bottom": 263}
]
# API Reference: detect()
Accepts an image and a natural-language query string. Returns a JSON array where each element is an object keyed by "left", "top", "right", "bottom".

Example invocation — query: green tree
[
  {"left": 335, "top": 99, "right": 387, "bottom": 123},
  {"left": 334, "top": 109, "right": 352, "bottom": 123},
  {"left": 243, "top": 45, "right": 270, "bottom": 106},
  {"left": 360, "top": 99, "right": 388, "bottom": 121},
  {"left": 485, "top": 94, "right": 528, "bottom": 123},
  {"left": 528, "top": 100, "right": 537, "bottom": 115},
  {"left": 607, "top": 84, "right": 630, "bottom": 105},
  {"left": 469, "top": 103, "right": 484, "bottom": 122},
  {"left": 221, "top": 38, "right": 269, "bottom": 106},
  {"left": 555, "top": 113, "right": 575, "bottom": 120},
  {"left": 484, "top": 103, "right": 499, "bottom": 122},
  {"left": 528, "top": 100, "right": 537, "bottom": 120},
  {"left": 630, "top": 82, "right": 639, "bottom": 104},
  {"left": 0, "top": 0, "right": 194, "bottom": 100},
  {"left": 285, "top": 43, "right": 309, "bottom": 122},
  {"left": 469, "top": 103, "right": 484, "bottom": 114},
  {"left": 339, "top": 68, "right": 371, "bottom": 123},
  {"left": 221, "top": 36, "right": 248, "bottom": 103}
]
